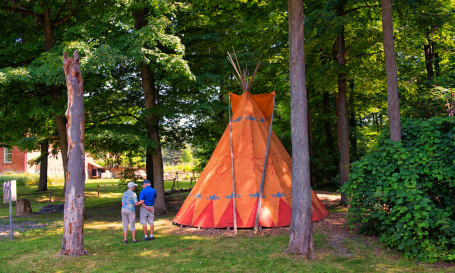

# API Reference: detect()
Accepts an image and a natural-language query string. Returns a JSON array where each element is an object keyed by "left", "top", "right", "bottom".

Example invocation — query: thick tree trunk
[
  {"left": 38, "top": 139, "right": 49, "bottom": 192},
  {"left": 146, "top": 149, "right": 154, "bottom": 187},
  {"left": 381, "top": 0, "right": 402, "bottom": 142},
  {"left": 286, "top": 0, "right": 314, "bottom": 255},
  {"left": 424, "top": 37, "right": 434, "bottom": 83},
  {"left": 151, "top": 128, "right": 167, "bottom": 214},
  {"left": 323, "top": 91, "right": 334, "bottom": 149},
  {"left": 51, "top": 88, "right": 69, "bottom": 192},
  {"left": 307, "top": 88, "right": 317, "bottom": 188},
  {"left": 42, "top": 7, "right": 54, "bottom": 51},
  {"left": 141, "top": 63, "right": 166, "bottom": 213},
  {"left": 61, "top": 51, "right": 86, "bottom": 256},
  {"left": 337, "top": 24, "right": 350, "bottom": 205},
  {"left": 336, "top": 96, "right": 341, "bottom": 152},
  {"left": 43, "top": 7, "right": 69, "bottom": 191},
  {"left": 434, "top": 43, "right": 440, "bottom": 77},
  {"left": 349, "top": 81, "right": 357, "bottom": 159},
  {"left": 133, "top": 8, "right": 156, "bottom": 188}
]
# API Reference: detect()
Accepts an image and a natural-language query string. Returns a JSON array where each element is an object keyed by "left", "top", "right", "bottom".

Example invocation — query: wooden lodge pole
[
  {"left": 228, "top": 94, "right": 237, "bottom": 235},
  {"left": 254, "top": 94, "right": 276, "bottom": 234},
  {"left": 61, "top": 51, "right": 87, "bottom": 256}
]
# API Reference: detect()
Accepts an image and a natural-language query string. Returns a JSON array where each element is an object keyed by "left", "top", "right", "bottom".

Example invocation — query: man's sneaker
[
  {"left": 142, "top": 237, "right": 149, "bottom": 241},
  {"left": 149, "top": 236, "right": 154, "bottom": 241}
]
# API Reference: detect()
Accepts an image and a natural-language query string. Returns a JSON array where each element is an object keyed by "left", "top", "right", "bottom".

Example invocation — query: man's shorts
[{"left": 140, "top": 205, "right": 154, "bottom": 225}]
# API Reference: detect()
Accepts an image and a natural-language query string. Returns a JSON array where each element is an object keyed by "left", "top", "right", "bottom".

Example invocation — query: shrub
[
  {"left": 343, "top": 117, "right": 455, "bottom": 263},
  {"left": 0, "top": 173, "right": 39, "bottom": 186}
]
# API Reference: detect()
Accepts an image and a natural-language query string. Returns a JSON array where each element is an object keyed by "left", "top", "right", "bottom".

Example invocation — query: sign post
[{"left": 3, "top": 180, "right": 17, "bottom": 241}]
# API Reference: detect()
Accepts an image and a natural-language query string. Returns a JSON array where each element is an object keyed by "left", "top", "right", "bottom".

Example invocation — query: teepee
[{"left": 173, "top": 90, "right": 329, "bottom": 228}]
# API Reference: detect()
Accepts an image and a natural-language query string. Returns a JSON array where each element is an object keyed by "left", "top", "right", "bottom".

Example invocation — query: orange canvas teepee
[{"left": 174, "top": 91, "right": 328, "bottom": 228}]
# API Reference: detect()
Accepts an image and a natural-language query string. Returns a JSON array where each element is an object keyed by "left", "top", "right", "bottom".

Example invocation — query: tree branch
[
  {"left": 53, "top": 0, "right": 70, "bottom": 23},
  {"left": 88, "top": 114, "right": 144, "bottom": 125},
  {"left": 53, "top": 0, "right": 81, "bottom": 26},
  {"left": 1, "top": 6, "right": 40, "bottom": 19},
  {"left": 344, "top": 5, "right": 379, "bottom": 16},
  {"left": 346, "top": 51, "right": 383, "bottom": 62},
  {"left": 6, "top": 58, "right": 35, "bottom": 68}
]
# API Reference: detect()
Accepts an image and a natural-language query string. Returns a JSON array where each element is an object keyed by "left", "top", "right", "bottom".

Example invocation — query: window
[{"left": 4, "top": 148, "right": 12, "bottom": 163}]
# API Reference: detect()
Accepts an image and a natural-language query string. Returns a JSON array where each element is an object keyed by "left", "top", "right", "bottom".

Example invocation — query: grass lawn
[{"left": 0, "top": 180, "right": 449, "bottom": 272}]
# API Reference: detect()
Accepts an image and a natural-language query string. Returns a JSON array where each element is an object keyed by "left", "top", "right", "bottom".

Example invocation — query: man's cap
[
  {"left": 142, "top": 179, "right": 151, "bottom": 185},
  {"left": 127, "top": 182, "right": 137, "bottom": 188}
]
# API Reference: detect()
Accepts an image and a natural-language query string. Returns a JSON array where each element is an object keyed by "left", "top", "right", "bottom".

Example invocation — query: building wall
[
  {"left": 1, "top": 146, "right": 98, "bottom": 179},
  {"left": 0, "top": 147, "right": 27, "bottom": 174}
]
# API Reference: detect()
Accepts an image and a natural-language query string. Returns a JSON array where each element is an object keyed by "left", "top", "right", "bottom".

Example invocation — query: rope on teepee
[
  {"left": 228, "top": 94, "right": 237, "bottom": 235},
  {"left": 254, "top": 94, "right": 276, "bottom": 234}
]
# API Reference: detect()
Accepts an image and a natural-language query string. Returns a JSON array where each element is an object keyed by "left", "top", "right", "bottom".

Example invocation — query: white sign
[{"left": 3, "top": 180, "right": 17, "bottom": 203}]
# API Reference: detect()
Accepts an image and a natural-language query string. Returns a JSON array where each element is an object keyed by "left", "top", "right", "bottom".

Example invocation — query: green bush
[
  {"left": 343, "top": 117, "right": 455, "bottom": 263},
  {"left": 0, "top": 173, "right": 39, "bottom": 186},
  {"left": 163, "top": 163, "right": 195, "bottom": 173}
]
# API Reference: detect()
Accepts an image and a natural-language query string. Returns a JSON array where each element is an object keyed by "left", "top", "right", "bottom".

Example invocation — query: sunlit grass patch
[{"left": 0, "top": 182, "right": 445, "bottom": 272}]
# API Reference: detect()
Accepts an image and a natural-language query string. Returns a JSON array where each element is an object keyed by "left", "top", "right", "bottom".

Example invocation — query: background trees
[{"left": 1, "top": 0, "right": 454, "bottom": 232}]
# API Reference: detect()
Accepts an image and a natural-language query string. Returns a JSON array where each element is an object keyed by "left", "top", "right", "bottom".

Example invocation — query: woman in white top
[{"left": 121, "top": 182, "right": 144, "bottom": 243}]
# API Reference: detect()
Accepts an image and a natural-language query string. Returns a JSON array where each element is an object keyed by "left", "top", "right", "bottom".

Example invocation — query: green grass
[{"left": 0, "top": 181, "right": 447, "bottom": 272}]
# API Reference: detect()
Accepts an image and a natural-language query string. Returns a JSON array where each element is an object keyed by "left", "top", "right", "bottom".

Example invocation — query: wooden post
[
  {"left": 177, "top": 172, "right": 180, "bottom": 209},
  {"left": 49, "top": 191, "right": 52, "bottom": 203},
  {"left": 61, "top": 51, "right": 87, "bottom": 256},
  {"left": 97, "top": 184, "right": 100, "bottom": 197},
  {"left": 254, "top": 95, "right": 276, "bottom": 234},
  {"left": 9, "top": 181, "right": 12, "bottom": 241},
  {"left": 228, "top": 94, "right": 237, "bottom": 235}
]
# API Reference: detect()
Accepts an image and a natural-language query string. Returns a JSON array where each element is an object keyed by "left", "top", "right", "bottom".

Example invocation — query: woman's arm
[{"left": 135, "top": 200, "right": 144, "bottom": 206}]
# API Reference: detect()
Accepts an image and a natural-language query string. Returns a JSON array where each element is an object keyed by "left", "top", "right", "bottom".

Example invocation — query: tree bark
[
  {"left": 286, "top": 0, "right": 314, "bottom": 255},
  {"left": 434, "top": 42, "right": 440, "bottom": 77},
  {"left": 349, "top": 81, "right": 357, "bottom": 159},
  {"left": 337, "top": 21, "right": 350, "bottom": 205},
  {"left": 424, "top": 36, "right": 434, "bottom": 83},
  {"left": 43, "top": 6, "right": 69, "bottom": 191},
  {"left": 381, "top": 0, "right": 401, "bottom": 142},
  {"left": 133, "top": 8, "right": 156, "bottom": 188},
  {"left": 336, "top": 96, "right": 341, "bottom": 152},
  {"left": 307, "top": 87, "right": 317, "bottom": 188},
  {"left": 151, "top": 128, "right": 166, "bottom": 214},
  {"left": 61, "top": 51, "right": 86, "bottom": 256},
  {"left": 51, "top": 87, "right": 69, "bottom": 192},
  {"left": 323, "top": 91, "right": 334, "bottom": 149},
  {"left": 146, "top": 148, "right": 154, "bottom": 187},
  {"left": 42, "top": 7, "right": 54, "bottom": 51},
  {"left": 38, "top": 139, "right": 49, "bottom": 192}
]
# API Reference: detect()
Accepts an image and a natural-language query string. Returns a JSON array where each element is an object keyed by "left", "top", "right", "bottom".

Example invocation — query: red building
[{"left": 0, "top": 146, "right": 102, "bottom": 179}]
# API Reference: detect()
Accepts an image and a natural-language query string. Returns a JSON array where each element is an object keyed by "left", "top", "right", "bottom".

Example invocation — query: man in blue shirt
[{"left": 139, "top": 179, "right": 157, "bottom": 241}]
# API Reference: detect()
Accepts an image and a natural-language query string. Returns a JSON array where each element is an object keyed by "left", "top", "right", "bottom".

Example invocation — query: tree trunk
[
  {"left": 434, "top": 43, "right": 440, "bottom": 77},
  {"left": 151, "top": 128, "right": 167, "bottom": 214},
  {"left": 61, "top": 51, "right": 86, "bottom": 256},
  {"left": 146, "top": 148, "right": 154, "bottom": 187},
  {"left": 336, "top": 96, "right": 341, "bottom": 152},
  {"left": 43, "top": 7, "right": 69, "bottom": 192},
  {"left": 424, "top": 36, "right": 434, "bottom": 83},
  {"left": 51, "top": 88, "right": 69, "bottom": 192},
  {"left": 381, "top": 0, "right": 401, "bottom": 142},
  {"left": 337, "top": 22, "right": 350, "bottom": 205},
  {"left": 38, "top": 139, "right": 49, "bottom": 192},
  {"left": 323, "top": 91, "right": 334, "bottom": 149},
  {"left": 349, "top": 81, "right": 357, "bottom": 160},
  {"left": 286, "top": 0, "right": 314, "bottom": 255},
  {"left": 133, "top": 8, "right": 156, "bottom": 188},
  {"left": 42, "top": 7, "right": 54, "bottom": 51},
  {"left": 307, "top": 87, "right": 317, "bottom": 188}
]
